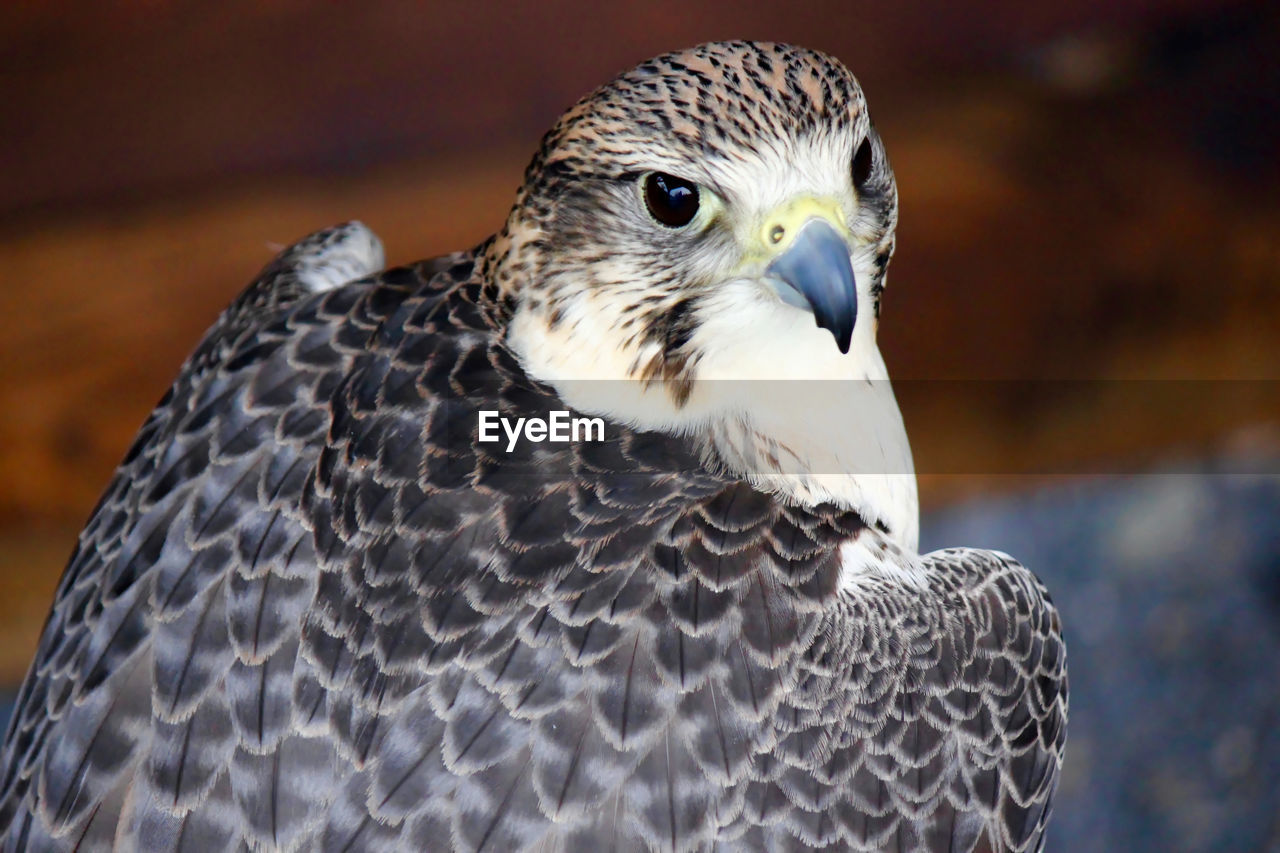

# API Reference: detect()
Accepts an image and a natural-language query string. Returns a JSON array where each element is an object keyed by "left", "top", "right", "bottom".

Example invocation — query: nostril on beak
[
  {"left": 768, "top": 225, "right": 785, "bottom": 244},
  {"left": 763, "top": 219, "right": 857, "bottom": 354}
]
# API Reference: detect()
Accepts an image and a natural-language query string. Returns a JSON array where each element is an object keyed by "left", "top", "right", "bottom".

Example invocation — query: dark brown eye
[
  {"left": 852, "top": 137, "right": 874, "bottom": 191},
  {"left": 643, "top": 172, "right": 700, "bottom": 227}
]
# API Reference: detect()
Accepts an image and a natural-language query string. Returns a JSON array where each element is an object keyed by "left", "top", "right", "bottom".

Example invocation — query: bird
[{"left": 0, "top": 41, "right": 1067, "bottom": 852}]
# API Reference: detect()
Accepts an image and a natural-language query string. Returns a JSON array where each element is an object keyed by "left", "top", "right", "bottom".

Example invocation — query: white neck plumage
[{"left": 507, "top": 274, "right": 920, "bottom": 553}]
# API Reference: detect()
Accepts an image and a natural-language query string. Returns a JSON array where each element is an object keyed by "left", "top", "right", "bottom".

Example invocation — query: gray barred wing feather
[
  {"left": 0, "top": 224, "right": 392, "bottom": 850},
  {"left": 736, "top": 545, "right": 1068, "bottom": 853}
]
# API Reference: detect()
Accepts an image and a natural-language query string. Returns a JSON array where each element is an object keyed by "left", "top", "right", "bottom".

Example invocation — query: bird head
[{"left": 486, "top": 41, "right": 917, "bottom": 548}]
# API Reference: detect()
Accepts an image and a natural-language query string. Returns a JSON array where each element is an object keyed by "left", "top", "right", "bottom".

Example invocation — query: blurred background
[{"left": 1, "top": 1, "right": 1277, "bottom": 849}]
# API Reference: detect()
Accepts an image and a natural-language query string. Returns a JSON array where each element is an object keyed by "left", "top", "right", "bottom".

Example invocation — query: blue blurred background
[{"left": 1, "top": 2, "right": 1277, "bottom": 849}]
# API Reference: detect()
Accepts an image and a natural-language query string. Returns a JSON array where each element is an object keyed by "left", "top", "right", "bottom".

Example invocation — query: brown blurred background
[{"left": 0, "top": 3, "right": 1278, "bottom": 843}]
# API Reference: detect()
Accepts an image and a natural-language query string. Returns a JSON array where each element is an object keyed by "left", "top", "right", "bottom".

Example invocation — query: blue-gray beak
[{"left": 764, "top": 219, "right": 857, "bottom": 354}]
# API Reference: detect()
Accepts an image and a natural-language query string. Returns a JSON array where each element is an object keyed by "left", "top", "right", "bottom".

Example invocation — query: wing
[
  {"left": 0, "top": 219, "right": 743, "bottom": 853},
  {"left": 0, "top": 216, "right": 738, "bottom": 852},
  {"left": 0, "top": 223, "right": 398, "bottom": 849},
  {"left": 736, "top": 540, "right": 1068, "bottom": 853}
]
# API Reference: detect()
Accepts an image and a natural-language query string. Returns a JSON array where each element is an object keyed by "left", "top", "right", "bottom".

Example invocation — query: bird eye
[
  {"left": 852, "top": 137, "right": 874, "bottom": 191},
  {"left": 643, "top": 172, "right": 700, "bottom": 227}
]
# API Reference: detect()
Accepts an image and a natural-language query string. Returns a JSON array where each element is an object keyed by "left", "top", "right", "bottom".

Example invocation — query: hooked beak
[{"left": 764, "top": 219, "right": 857, "bottom": 354}]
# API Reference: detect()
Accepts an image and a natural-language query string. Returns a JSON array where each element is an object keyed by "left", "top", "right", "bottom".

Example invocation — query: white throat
[{"left": 508, "top": 273, "right": 920, "bottom": 552}]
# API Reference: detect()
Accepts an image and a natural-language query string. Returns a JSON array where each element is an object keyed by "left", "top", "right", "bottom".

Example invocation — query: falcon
[{"left": 0, "top": 41, "right": 1067, "bottom": 852}]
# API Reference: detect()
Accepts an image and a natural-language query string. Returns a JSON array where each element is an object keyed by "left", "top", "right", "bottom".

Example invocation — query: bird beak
[{"left": 764, "top": 218, "right": 857, "bottom": 354}]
